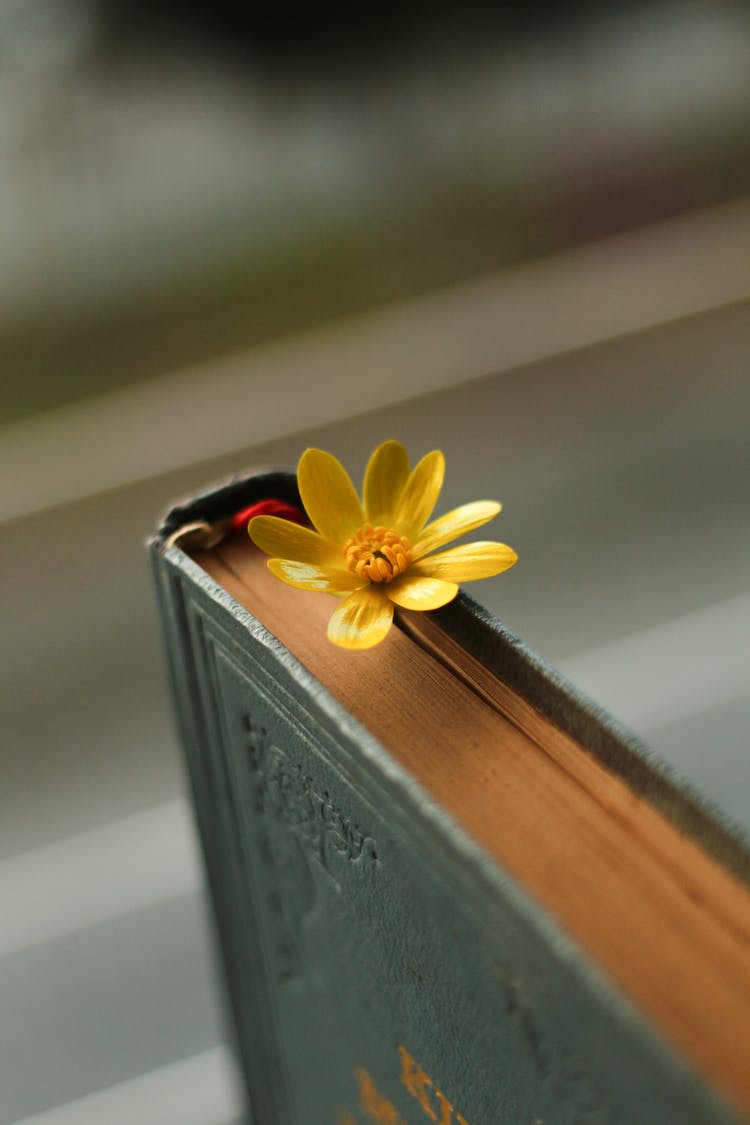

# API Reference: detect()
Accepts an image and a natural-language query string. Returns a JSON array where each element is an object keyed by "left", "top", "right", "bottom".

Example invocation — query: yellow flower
[{"left": 249, "top": 440, "right": 518, "bottom": 650}]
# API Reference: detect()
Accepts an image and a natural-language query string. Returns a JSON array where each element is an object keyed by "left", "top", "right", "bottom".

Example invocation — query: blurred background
[{"left": 1, "top": 1, "right": 749, "bottom": 1121}]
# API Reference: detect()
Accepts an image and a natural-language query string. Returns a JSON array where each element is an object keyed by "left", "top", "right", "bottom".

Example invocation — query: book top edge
[{"left": 150, "top": 466, "right": 750, "bottom": 886}]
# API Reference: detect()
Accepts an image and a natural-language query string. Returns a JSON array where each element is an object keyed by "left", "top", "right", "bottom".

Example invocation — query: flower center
[{"left": 343, "top": 524, "right": 412, "bottom": 584}]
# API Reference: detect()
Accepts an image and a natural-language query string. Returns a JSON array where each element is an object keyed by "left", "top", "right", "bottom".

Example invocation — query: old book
[{"left": 149, "top": 468, "right": 750, "bottom": 1125}]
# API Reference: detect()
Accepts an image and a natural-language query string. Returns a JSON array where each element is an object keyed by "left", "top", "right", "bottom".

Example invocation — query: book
[{"left": 149, "top": 467, "right": 750, "bottom": 1125}]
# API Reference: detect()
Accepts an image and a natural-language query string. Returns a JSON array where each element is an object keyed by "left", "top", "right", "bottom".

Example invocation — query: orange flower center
[{"left": 343, "top": 524, "right": 412, "bottom": 584}]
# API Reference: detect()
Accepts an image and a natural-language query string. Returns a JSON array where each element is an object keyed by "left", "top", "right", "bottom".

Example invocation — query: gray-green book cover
[{"left": 149, "top": 468, "right": 749, "bottom": 1125}]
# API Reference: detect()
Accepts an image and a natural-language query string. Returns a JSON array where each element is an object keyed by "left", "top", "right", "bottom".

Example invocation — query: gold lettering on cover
[
  {"left": 398, "top": 1046, "right": 437, "bottom": 1120},
  {"left": 355, "top": 1065, "right": 408, "bottom": 1125},
  {"left": 435, "top": 1089, "right": 469, "bottom": 1125},
  {"left": 398, "top": 1045, "right": 471, "bottom": 1125}
]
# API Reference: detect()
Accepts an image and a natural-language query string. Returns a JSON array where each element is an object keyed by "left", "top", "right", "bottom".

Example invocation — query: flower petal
[
  {"left": 268, "top": 559, "right": 362, "bottom": 593},
  {"left": 412, "top": 500, "right": 501, "bottom": 560},
  {"left": 297, "top": 448, "right": 364, "bottom": 545},
  {"left": 249, "top": 515, "right": 342, "bottom": 568},
  {"left": 411, "top": 542, "right": 518, "bottom": 582},
  {"left": 363, "top": 439, "right": 411, "bottom": 526},
  {"left": 386, "top": 575, "right": 458, "bottom": 610},
  {"left": 394, "top": 449, "right": 445, "bottom": 539},
  {"left": 327, "top": 586, "right": 394, "bottom": 649}
]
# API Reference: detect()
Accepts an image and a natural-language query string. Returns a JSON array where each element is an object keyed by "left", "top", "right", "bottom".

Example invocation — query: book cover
[{"left": 149, "top": 467, "right": 749, "bottom": 1125}]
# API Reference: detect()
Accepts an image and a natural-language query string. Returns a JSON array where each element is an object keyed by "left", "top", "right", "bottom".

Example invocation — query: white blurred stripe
[
  {"left": 8, "top": 1047, "right": 243, "bottom": 1125},
  {"left": 559, "top": 591, "right": 750, "bottom": 734},
  {"left": 0, "top": 800, "right": 201, "bottom": 958},
  {"left": 2, "top": 196, "right": 750, "bottom": 523}
]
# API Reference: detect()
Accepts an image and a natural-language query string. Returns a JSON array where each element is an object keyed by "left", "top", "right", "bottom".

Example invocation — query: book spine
[{"left": 151, "top": 545, "right": 291, "bottom": 1124}]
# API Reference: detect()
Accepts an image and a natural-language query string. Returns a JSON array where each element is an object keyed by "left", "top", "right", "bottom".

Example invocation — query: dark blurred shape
[{"left": 98, "top": 0, "right": 602, "bottom": 58}]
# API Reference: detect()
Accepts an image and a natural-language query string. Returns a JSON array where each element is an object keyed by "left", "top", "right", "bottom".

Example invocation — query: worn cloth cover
[{"left": 149, "top": 469, "right": 746, "bottom": 1125}]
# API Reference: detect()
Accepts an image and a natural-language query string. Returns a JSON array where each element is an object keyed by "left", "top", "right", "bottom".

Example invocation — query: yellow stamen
[{"left": 344, "top": 524, "right": 412, "bottom": 584}]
